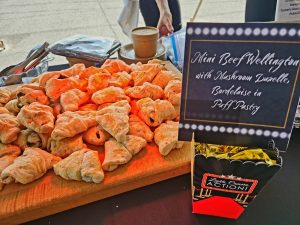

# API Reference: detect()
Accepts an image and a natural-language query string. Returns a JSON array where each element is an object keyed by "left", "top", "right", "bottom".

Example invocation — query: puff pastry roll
[
  {"left": 91, "top": 86, "right": 130, "bottom": 105},
  {"left": 16, "top": 86, "right": 49, "bottom": 107},
  {"left": 83, "top": 126, "right": 111, "bottom": 145},
  {"left": 136, "top": 98, "right": 177, "bottom": 127},
  {"left": 87, "top": 72, "right": 111, "bottom": 94},
  {"left": 97, "top": 100, "right": 131, "bottom": 115},
  {"left": 0, "top": 88, "right": 12, "bottom": 106},
  {"left": 54, "top": 149, "right": 104, "bottom": 183},
  {"left": 78, "top": 103, "right": 98, "bottom": 111},
  {"left": 51, "top": 111, "right": 97, "bottom": 140},
  {"left": 128, "top": 115, "right": 153, "bottom": 142},
  {"left": 164, "top": 80, "right": 182, "bottom": 106},
  {"left": 15, "top": 129, "right": 50, "bottom": 150},
  {"left": 130, "top": 63, "right": 161, "bottom": 86},
  {"left": 0, "top": 147, "right": 61, "bottom": 184},
  {"left": 102, "top": 138, "right": 132, "bottom": 171},
  {"left": 109, "top": 71, "right": 132, "bottom": 88},
  {"left": 101, "top": 59, "right": 131, "bottom": 74},
  {"left": 17, "top": 102, "right": 55, "bottom": 134},
  {"left": 0, "top": 113, "right": 20, "bottom": 144},
  {"left": 60, "top": 89, "right": 89, "bottom": 112},
  {"left": 97, "top": 113, "right": 129, "bottom": 143},
  {"left": 154, "top": 121, "right": 184, "bottom": 156},
  {"left": 125, "top": 82, "right": 164, "bottom": 100},
  {"left": 49, "top": 134, "right": 87, "bottom": 158},
  {"left": 5, "top": 99, "right": 21, "bottom": 115},
  {"left": 122, "top": 135, "right": 147, "bottom": 155},
  {"left": 0, "top": 143, "right": 21, "bottom": 178},
  {"left": 0, "top": 107, "right": 10, "bottom": 114},
  {"left": 152, "top": 70, "right": 181, "bottom": 88},
  {"left": 79, "top": 67, "right": 110, "bottom": 79}
]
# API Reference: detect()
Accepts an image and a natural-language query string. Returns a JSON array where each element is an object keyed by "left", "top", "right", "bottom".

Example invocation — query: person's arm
[{"left": 156, "top": 0, "right": 174, "bottom": 36}]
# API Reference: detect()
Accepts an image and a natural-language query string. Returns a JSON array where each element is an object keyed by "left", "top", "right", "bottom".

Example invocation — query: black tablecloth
[{"left": 23, "top": 129, "right": 300, "bottom": 225}]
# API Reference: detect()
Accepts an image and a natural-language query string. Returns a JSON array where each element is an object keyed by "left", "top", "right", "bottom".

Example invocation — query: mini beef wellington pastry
[
  {"left": 122, "top": 135, "right": 147, "bottom": 155},
  {"left": 130, "top": 63, "right": 161, "bottom": 86},
  {"left": 16, "top": 86, "right": 49, "bottom": 107},
  {"left": 83, "top": 126, "right": 111, "bottom": 146},
  {"left": 97, "top": 100, "right": 131, "bottom": 115},
  {"left": 164, "top": 80, "right": 182, "bottom": 106},
  {"left": 125, "top": 82, "right": 164, "bottom": 100},
  {"left": 0, "top": 88, "right": 12, "bottom": 106},
  {"left": 53, "top": 149, "right": 104, "bottom": 183},
  {"left": 49, "top": 134, "right": 87, "bottom": 158},
  {"left": 0, "top": 113, "right": 20, "bottom": 144},
  {"left": 96, "top": 113, "right": 129, "bottom": 143},
  {"left": 101, "top": 59, "right": 131, "bottom": 74},
  {"left": 45, "top": 76, "right": 87, "bottom": 102},
  {"left": 154, "top": 121, "right": 184, "bottom": 156},
  {"left": 91, "top": 86, "right": 130, "bottom": 105},
  {"left": 78, "top": 103, "right": 98, "bottom": 111},
  {"left": 15, "top": 129, "right": 50, "bottom": 150},
  {"left": 102, "top": 138, "right": 132, "bottom": 171},
  {"left": 5, "top": 99, "right": 21, "bottom": 115},
  {"left": 0, "top": 107, "right": 11, "bottom": 114},
  {"left": 108, "top": 71, "right": 132, "bottom": 88},
  {"left": 51, "top": 111, "right": 97, "bottom": 140},
  {"left": 128, "top": 115, "right": 153, "bottom": 142},
  {"left": 87, "top": 72, "right": 111, "bottom": 94},
  {"left": 0, "top": 147, "right": 61, "bottom": 184},
  {"left": 79, "top": 67, "right": 110, "bottom": 79},
  {"left": 17, "top": 102, "right": 55, "bottom": 134},
  {"left": 60, "top": 89, "right": 89, "bottom": 112},
  {"left": 136, "top": 98, "right": 177, "bottom": 127},
  {"left": 152, "top": 70, "right": 181, "bottom": 88}
]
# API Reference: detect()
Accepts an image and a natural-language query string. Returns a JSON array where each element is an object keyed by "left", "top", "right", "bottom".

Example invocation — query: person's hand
[{"left": 157, "top": 10, "right": 174, "bottom": 36}]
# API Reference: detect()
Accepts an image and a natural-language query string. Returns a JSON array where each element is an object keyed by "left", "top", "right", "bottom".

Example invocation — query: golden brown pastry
[
  {"left": 101, "top": 59, "right": 131, "bottom": 74},
  {"left": 0, "top": 143, "right": 21, "bottom": 182},
  {"left": 16, "top": 86, "right": 49, "bottom": 107},
  {"left": 54, "top": 149, "right": 104, "bottom": 183},
  {"left": 96, "top": 113, "right": 129, "bottom": 143},
  {"left": 45, "top": 76, "right": 87, "bottom": 102},
  {"left": 0, "top": 147, "right": 61, "bottom": 184},
  {"left": 83, "top": 126, "right": 111, "bottom": 146},
  {"left": 51, "top": 111, "right": 97, "bottom": 140},
  {"left": 164, "top": 80, "right": 182, "bottom": 105},
  {"left": 136, "top": 98, "right": 177, "bottom": 127},
  {"left": 102, "top": 138, "right": 132, "bottom": 171},
  {"left": 130, "top": 63, "right": 161, "bottom": 86},
  {"left": 154, "top": 121, "right": 184, "bottom": 156},
  {"left": 0, "top": 113, "right": 20, "bottom": 144},
  {"left": 0, "top": 88, "right": 12, "bottom": 106},
  {"left": 152, "top": 70, "right": 181, "bottom": 88},
  {"left": 129, "top": 115, "right": 153, "bottom": 142},
  {"left": 5, "top": 99, "right": 21, "bottom": 115},
  {"left": 122, "top": 135, "right": 147, "bottom": 155},
  {"left": 0, "top": 107, "right": 10, "bottom": 114},
  {"left": 109, "top": 71, "right": 132, "bottom": 88},
  {"left": 125, "top": 82, "right": 164, "bottom": 100},
  {"left": 87, "top": 73, "right": 111, "bottom": 94},
  {"left": 14, "top": 129, "right": 50, "bottom": 150},
  {"left": 79, "top": 67, "right": 110, "bottom": 79},
  {"left": 51, "top": 103, "right": 63, "bottom": 118},
  {"left": 17, "top": 102, "right": 55, "bottom": 134},
  {"left": 49, "top": 134, "right": 87, "bottom": 158},
  {"left": 78, "top": 103, "right": 98, "bottom": 111},
  {"left": 97, "top": 100, "right": 131, "bottom": 115},
  {"left": 60, "top": 89, "right": 89, "bottom": 112},
  {"left": 91, "top": 86, "right": 130, "bottom": 105}
]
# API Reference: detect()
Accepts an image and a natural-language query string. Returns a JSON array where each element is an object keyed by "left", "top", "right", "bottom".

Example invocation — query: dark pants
[
  {"left": 139, "top": 0, "right": 182, "bottom": 32},
  {"left": 245, "top": 0, "right": 278, "bottom": 22}
]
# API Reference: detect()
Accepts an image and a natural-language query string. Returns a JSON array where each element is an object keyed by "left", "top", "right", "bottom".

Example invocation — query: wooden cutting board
[{"left": 0, "top": 61, "right": 191, "bottom": 225}]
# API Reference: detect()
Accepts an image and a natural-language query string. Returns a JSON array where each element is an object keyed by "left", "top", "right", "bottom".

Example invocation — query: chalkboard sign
[
  {"left": 179, "top": 23, "right": 300, "bottom": 150},
  {"left": 201, "top": 173, "right": 258, "bottom": 195}
]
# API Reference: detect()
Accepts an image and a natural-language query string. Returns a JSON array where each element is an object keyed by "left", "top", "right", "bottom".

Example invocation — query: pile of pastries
[{"left": 0, "top": 59, "right": 183, "bottom": 189}]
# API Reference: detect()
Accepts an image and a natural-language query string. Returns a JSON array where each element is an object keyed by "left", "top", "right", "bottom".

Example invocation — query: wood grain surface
[{"left": 0, "top": 61, "right": 191, "bottom": 225}]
